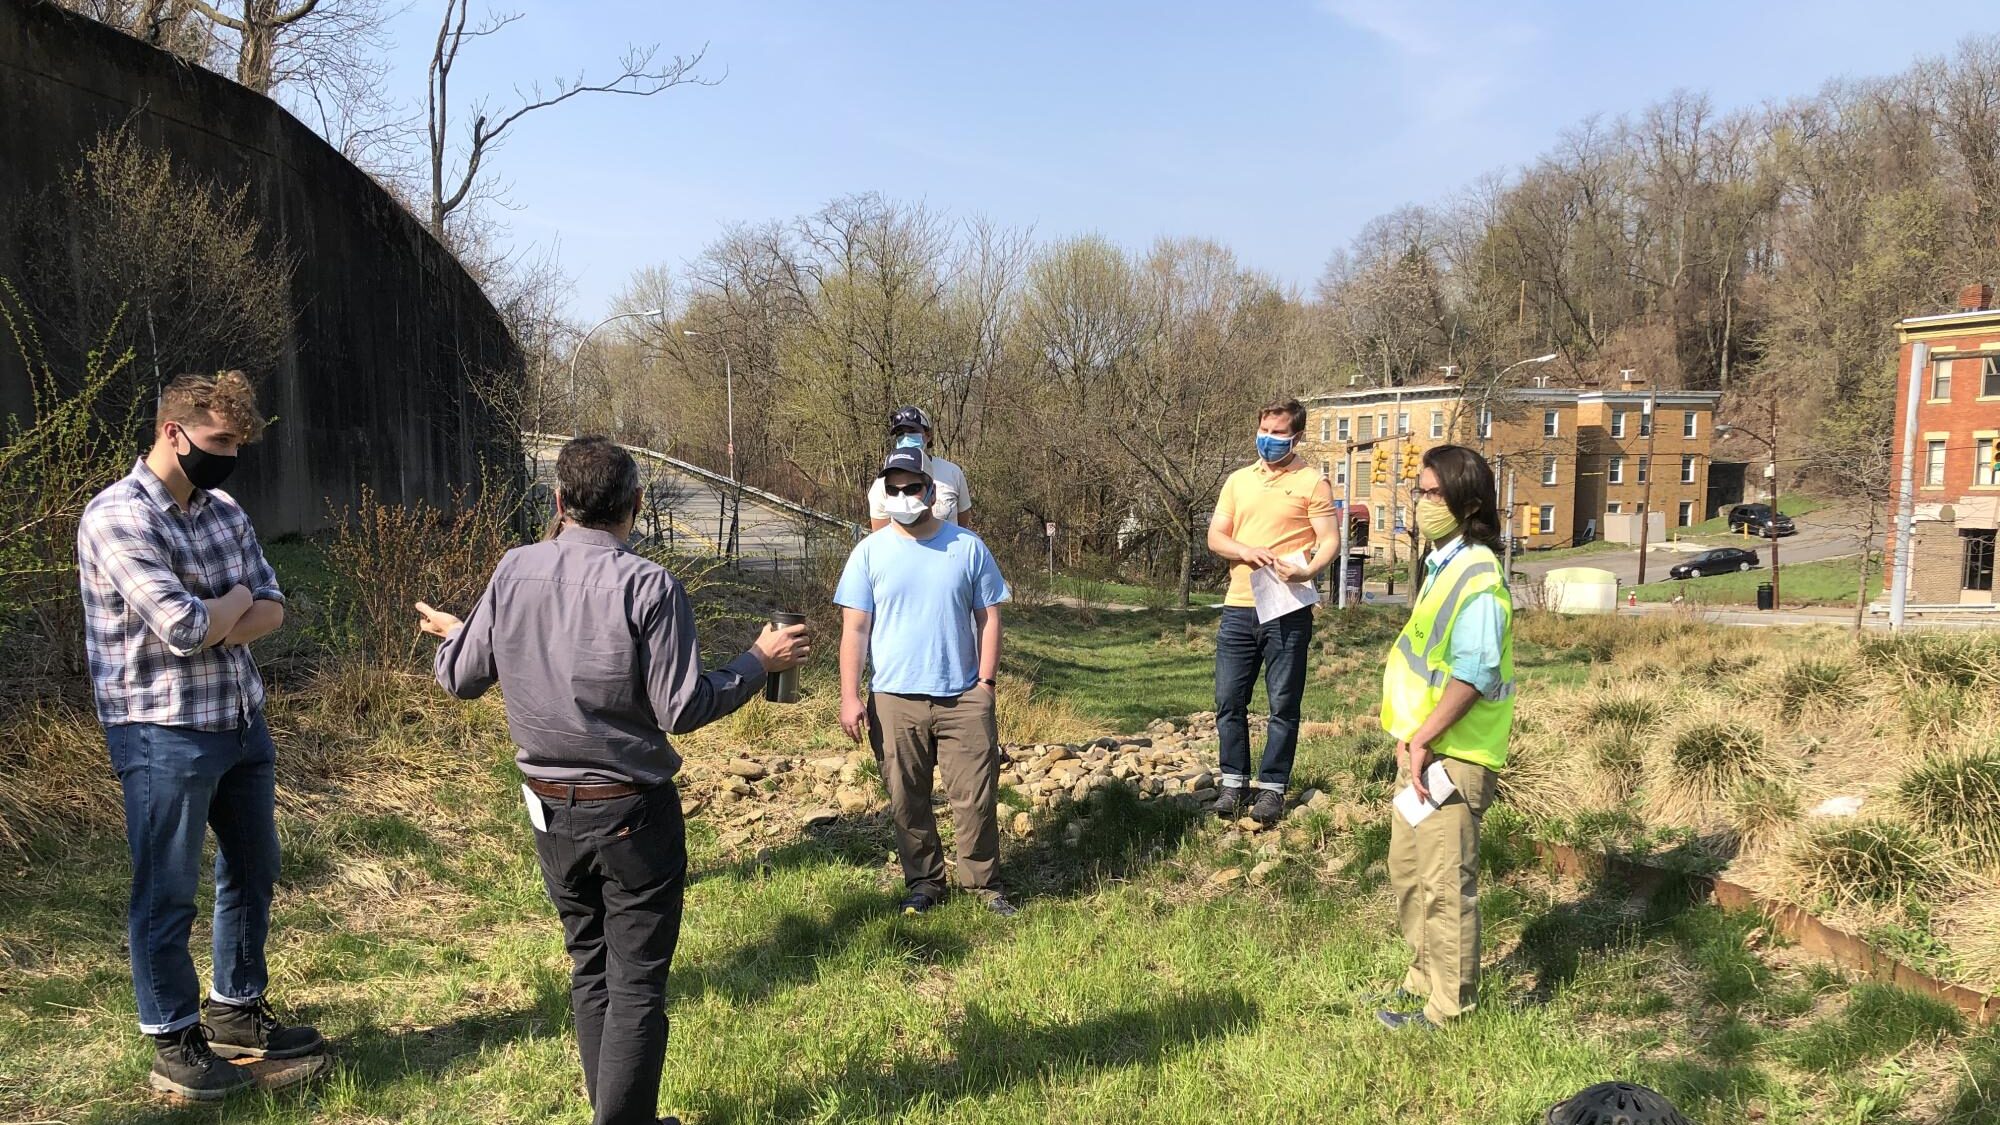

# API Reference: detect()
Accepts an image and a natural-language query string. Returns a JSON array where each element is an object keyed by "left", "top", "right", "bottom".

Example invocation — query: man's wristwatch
[{"left": 979, "top": 677, "right": 997, "bottom": 688}]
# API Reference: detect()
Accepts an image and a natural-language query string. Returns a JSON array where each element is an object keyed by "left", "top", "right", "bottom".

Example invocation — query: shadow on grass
[
  {"left": 680, "top": 785, "right": 1202, "bottom": 1009},
  {"left": 1502, "top": 868, "right": 1708, "bottom": 1006},
  {"left": 98, "top": 993, "right": 567, "bottom": 1125},
  {"left": 695, "top": 988, "right": 1260, "bottom": 1124}
]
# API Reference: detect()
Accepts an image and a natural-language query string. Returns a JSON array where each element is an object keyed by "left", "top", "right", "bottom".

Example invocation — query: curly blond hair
[{"left": 157, "top": 370, "right": 268, "bottom": 443}]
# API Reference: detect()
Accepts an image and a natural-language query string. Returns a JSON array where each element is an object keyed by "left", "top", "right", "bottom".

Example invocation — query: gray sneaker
[
  {"left": 1249, "top": 788, "right": 1285, "bottom": 826},
  {"left": 1214, "top": 785, "right": 1249, "bottom": 819}
]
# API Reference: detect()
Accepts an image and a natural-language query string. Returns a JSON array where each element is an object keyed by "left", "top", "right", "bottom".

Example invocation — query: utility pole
[
  {"left": 1889, "top": 342, "right": 1928, "bottom": 630},
  {"left": 1767, "top": 396, "right": 1781, "bottom": 610},
  {"left": 1635, "top": 385, "right": 1659, "bottom": 586},
  {"left": 1502, "top": 463, "right": 1517, "bottom": 579}
]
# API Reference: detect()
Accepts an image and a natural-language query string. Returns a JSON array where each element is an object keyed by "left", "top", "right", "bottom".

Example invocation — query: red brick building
[{"left": 1890, "top": 284, "right": 2000, "bottom": 606}]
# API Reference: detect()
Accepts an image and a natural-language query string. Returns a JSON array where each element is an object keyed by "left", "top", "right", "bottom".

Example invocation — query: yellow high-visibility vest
[{"left": 1379, "top": 541, "right": 1515, "bottom": 771}]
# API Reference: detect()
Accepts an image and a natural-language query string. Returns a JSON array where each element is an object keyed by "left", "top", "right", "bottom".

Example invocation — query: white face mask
[{"left": 883, "top": 491, "right": 930, "bottom": 524}]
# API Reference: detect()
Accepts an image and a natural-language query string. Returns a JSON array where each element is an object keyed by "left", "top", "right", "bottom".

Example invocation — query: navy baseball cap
[
  {"left": 878, "top": 446, "right": 932, "bottom": 479},
  {"left": 889, "top": 405, "right": 933, "bottom": 434}
]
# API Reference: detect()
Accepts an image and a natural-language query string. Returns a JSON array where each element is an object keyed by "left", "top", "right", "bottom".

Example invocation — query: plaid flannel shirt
[{"left": 76, "top": 461, "right": 285, "bottom": 731}]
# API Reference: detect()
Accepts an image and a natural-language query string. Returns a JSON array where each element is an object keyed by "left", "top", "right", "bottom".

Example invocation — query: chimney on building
[
  {"left": 1620, "top": 368, "right": 1645, "bottom": 387},
  {"left": 1958, "top": 282, "right": 1993, "bottom": 312}
]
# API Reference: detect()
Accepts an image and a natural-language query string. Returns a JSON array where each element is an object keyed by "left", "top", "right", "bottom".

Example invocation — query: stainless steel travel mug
[{"left": 764, "top": 611, "right": 806, "bottom": 703}]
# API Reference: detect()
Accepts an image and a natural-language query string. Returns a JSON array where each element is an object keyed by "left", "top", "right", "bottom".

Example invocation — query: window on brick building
[
  {"left": 1932, "top": 360, "right": 1953, "bottom": 401},
  {"left": 1978, "top": 437, "right": 1998, "bottom": 487},
  {"left": 1358, "top": 416, "right": 1374, "bottom": 441},
  {"left": 1430, "top": 410, "right": 1444, "bottom": 439},
  {"left": 1337, "top": 416, "right": 1350, "bottom": 442},
  {"left": 1542, "top": 455, "right": 1558, "bottom": 485},
  {"left": 1680, "top": 455, "right": 1696, "bottom": 484},
  {"left": 1927, "top": 440, "right": 1947, "bottom": 487},
  {"left": 1334, "top": 460, "right": 1347, "bottom": 486},
  {"left": 1544, "top": 410, "right": 1560, "bottom": 437},
  {"left": 1319, "top": 415, "right": 1330, "bottom": 442},
  {"left": 1611, "top": 411, "right": 1627, "bottom": 439},
  {"left": 1538, "top": 505, "right": 1556, "bottom": 534},
  {"left": 1607, "top": 502, "right": 1623, "bottom": 514},
  {"left": 1608, "top": 456, "right": 1624, "bottom": 484},
  {"left": 1477, "top": 409, "right": 1492, "bottom": 439},
  {"left": 1639, "top": 411, "right": 1653, "bottom": 438},
  {"left": 1637, "top": 456, "right": 1650, "bottom": 483},
  {"left": 1984, "top": 357, "right": 2000, "bottom": 398},
  {"left": 1965, "top": 530, "right": 1997, "bottom": 592},
  {"left": 1398, "top": 411, "right": 1410, "bottom": 435},
  {"left": 1683, "top": 411, "right": 1699, "bottom": 439},
  {"left": 1678, "top": 500, "right": 1694, "bottom": 527}
]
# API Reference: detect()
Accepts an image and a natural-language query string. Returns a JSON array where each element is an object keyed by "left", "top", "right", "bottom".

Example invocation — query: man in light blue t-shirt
[{"left": 836, "top": 446, "right": 1015, "bottom": 917}]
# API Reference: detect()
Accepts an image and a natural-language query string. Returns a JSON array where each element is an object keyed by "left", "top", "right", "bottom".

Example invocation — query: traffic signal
[
  {"left": 1402, "top": 446, "right": 1421, "bottom": 481},
  {"left": 1371, "top": 446, "right": 1389, "bottom": 485},
  {"left": 1349, "top": 512, "right": 1370, "bottom": 548}
]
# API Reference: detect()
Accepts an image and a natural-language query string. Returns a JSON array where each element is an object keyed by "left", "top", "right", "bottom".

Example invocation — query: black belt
[{"left": 524, "top": 778, "right": 647, "bottom": 802}]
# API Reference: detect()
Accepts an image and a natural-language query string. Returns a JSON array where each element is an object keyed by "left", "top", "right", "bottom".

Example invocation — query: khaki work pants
[
  {"left": 1388, "top": 755, "right": 1498, "bottom": 1024},
  {"left": 867, "top": 689, "right": 1003, "bottom": 897}
]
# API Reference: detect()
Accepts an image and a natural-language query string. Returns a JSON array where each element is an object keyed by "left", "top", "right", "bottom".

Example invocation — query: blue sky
[{"left": 368, "top": 1, "right": 2000, "bottom": 318}]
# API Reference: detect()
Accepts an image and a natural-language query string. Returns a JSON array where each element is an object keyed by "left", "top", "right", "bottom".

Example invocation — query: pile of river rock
[{"left": 686, "top": 712, "right": 1372, "bottom": 853}]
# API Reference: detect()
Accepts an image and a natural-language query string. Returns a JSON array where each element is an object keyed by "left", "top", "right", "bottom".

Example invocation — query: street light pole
[
  {"left": 683, "top": 330, "right": 739, "bottom": 559},
  {"left": 1636, "top": 386, "right": 1659, "bottom": 586},
  {"left": 569, "top": 308, "right": 664, "bottom": 418}
]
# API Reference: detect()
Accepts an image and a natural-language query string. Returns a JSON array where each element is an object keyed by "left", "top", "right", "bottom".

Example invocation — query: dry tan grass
[{"left": 1498, "top": 622, "right": 2000, "bottom": 989}]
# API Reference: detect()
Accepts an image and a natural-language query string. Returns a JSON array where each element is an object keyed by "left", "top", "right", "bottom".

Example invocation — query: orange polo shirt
[{"left": 1215, "top": 457, "right": 1335, "bottom": 608}]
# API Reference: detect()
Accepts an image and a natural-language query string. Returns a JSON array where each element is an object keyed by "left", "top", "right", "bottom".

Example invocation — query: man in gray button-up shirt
[{"left": 418, "top": 436, "right": 808, "bottom": 1125}]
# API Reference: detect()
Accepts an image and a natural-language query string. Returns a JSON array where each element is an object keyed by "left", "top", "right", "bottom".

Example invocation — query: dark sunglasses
[{"left": 883, "top": 480, "right": 930, "bottom": 497}]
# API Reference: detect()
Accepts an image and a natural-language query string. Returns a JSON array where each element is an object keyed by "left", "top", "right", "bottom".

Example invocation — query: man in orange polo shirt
[{"left": 1206, "top": 398, "right": 1339, "bottom": 825}]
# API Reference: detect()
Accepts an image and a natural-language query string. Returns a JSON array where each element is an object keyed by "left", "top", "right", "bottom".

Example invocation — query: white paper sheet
[
  {"left": 1250, "top": 551, "right": 1319, "bottom": 624},
  {"left": 522, "top": 783, "right": 550, "bottom": 832},
  {"left": 1393, "top": 760, "right": 1459, "bottom": 827}
]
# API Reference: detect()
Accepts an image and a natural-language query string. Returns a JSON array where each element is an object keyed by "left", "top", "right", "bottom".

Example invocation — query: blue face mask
[
  {"left": 1256, "top": 434, "right": 1295, "bottom": 463},
  {"left": 895, "top": 432, "right": 925, "bottom": 450}
]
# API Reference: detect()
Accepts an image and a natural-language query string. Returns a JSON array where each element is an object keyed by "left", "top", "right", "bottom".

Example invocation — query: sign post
[{"left": 1044, "top": 521, "right": 1056, "bottom": 577}]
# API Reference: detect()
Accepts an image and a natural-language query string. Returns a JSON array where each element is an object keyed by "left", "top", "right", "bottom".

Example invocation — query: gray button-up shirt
[{"left": 434, "top": 526, "right": 767, "bottom": 786}]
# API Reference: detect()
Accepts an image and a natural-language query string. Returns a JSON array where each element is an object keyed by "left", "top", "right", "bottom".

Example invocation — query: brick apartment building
[
  {"left": 1577, "top": 383, "right": 1723, "bottom": 540},
  {"left": 1888, "top": 284, "right": 2000, "bottom": 606},
  {"left": 1300, "top": 381, "right": 1721, "bottom": 556}
]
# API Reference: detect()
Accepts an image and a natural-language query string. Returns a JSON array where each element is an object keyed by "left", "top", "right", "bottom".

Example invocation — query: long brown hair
[{"left": 1422, "top": 445, "right": 1502, "bottom": 553}]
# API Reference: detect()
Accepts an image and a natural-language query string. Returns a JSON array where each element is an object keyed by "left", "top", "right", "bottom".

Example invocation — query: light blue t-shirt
[
  {"left": 1421, "top": 538, "right": 1507, "bottom": 700},
  {"left": 833, "top": 523, "right": 1011, "bottom": 696}
]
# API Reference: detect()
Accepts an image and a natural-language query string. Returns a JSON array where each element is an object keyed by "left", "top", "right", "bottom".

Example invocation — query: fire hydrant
[{"left": 1627, "top": 589, "right": 1638, "bottom": 609}]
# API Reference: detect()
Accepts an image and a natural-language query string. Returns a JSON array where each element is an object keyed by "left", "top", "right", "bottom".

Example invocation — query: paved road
[
  {"left": 1513, "top": 507, "right": 1869, "bottom": 587},
  {"left": 525, "top": 438, "right": 860, "bottom": 575}
]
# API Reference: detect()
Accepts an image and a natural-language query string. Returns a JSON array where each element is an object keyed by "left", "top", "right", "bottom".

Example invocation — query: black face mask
[{"left": 172, "top": 426, "right": 237, "bottom": 491}]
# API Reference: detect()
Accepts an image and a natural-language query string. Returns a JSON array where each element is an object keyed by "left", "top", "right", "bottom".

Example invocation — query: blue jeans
[
  {"left": 1214, "top": 606, "right": 1313, "bottom": 791},
  {"left": 105, "top": 715, "right": 280, "bottom": 1035}
]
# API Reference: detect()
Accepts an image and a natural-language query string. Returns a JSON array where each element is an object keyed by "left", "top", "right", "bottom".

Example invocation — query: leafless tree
[{"left": 424, "top": 0, "right": 718, "bottom": 247}]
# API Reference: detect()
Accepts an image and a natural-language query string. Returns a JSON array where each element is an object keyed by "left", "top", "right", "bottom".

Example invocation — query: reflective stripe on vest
[{"left": 1380, "top": 545, "right": 1514, "bottom": 770}]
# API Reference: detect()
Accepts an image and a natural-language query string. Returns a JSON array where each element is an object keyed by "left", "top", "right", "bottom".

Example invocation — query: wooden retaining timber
[{"left": 1530, "top": 841, "right": 2000, "bottom": 1027}]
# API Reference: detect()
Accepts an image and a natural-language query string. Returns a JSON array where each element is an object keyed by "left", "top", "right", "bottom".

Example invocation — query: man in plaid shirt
[{"left": 76, "top": 371, "right": 324, "bottom": 1100}]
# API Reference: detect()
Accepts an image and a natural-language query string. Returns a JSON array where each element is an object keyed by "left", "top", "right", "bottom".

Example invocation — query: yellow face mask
[{"left": 1417, "top": 498, "right": 1460, "bottom": 543}]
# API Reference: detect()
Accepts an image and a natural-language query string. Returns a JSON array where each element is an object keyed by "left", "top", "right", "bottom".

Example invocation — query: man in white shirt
[{"left": 867, "top": 406, "right": 972, "bottom": 530}]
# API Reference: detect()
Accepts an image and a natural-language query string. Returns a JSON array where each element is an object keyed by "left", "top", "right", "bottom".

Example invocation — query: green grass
[
  {"left": 3, "top": 605, "right": 1993, "bottom": 1124},
  {"left": 1049, "top": 576, "right": 1224, "bottom": 608},
  {"left": 1632, "top": 555, "right": 1883, "bottom": 608}
]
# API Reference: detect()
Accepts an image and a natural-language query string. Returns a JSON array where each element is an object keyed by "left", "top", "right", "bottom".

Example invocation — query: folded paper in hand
[
  {"left": 1393, "top": 760, "right": 1458, "bottom": 827},
  {"left": 1250, "top": 551, "right": 1318, "bottom": 624}
]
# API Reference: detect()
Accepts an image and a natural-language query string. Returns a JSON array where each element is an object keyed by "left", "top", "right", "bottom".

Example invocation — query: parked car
[
  {"left": 1726, "top": 503, "right": 1796, "bottom": 538},
  {"left": 1669, "top": 547, "right": 1760, "bottom": 579}
]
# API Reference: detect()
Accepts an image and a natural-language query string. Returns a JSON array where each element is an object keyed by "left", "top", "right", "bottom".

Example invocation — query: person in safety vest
[{"left": 1375, "top": 444, "right": 1514, "bottom": 1032}]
